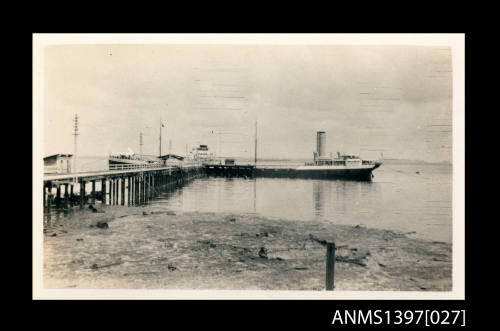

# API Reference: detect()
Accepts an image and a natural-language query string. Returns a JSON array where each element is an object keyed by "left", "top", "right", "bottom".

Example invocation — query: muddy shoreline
[{"left": 43, "top": 205, "right": 451, "bottom": 291}]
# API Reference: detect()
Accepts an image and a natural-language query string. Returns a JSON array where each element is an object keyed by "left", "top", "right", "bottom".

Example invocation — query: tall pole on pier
[
  {"left": 218, "top": 130, "right": 222, "bottom": 165},
  {"left": 139, "top": 131, "right": 143, "bottom": 154},
  {"left": 72, "top": 114, "right": 79, "bottom": 173},
  {"left": 159, "top": 117, "right": 162, "bottom": 157},
  {"left": 254, "top": 120, "right": 258, "bottom": 166}
]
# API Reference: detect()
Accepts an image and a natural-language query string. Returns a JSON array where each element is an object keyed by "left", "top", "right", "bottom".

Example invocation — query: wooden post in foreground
[{"left": 326, "top": 242, "right": 335, "bottom": 291}]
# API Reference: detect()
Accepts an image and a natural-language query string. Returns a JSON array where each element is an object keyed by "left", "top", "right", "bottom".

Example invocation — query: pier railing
[
  {"left": 255, "top": 163, "right": 302, "bottom": 169},
  {"left": 108, "top": 163, "right": 165, "bottom": 171}
]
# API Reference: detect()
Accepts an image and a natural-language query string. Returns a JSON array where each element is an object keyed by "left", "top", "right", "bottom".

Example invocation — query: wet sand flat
[{"left": 43, "top": 205, "right": 451, "bottom": 291}]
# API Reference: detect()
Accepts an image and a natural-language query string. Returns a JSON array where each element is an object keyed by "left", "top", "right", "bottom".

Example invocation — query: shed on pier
[
  {"left": 44, "top": 154, "right": 73, "bottom": 174},
  {"left": 160, "top": 154, "right": 185, "bottom": 166}
]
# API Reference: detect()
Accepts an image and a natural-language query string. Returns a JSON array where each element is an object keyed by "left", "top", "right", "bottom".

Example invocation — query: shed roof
[
  {"left": 44, "top": 154, "right": 73, "bottom": 160},
  {"left": 159, "top": 154, "right": 185, "bottom": 161}
]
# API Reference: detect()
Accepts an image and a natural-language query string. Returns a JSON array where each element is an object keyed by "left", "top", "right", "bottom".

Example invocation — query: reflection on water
[
  {"left": 44, "top": 208, "right": 72, "bottom": 231},
  {"left": 313, "top": 181, "right": 325, "bottom": 217},
  {"left": 147, "top": 161, "right": 451, "bottom": 242}
]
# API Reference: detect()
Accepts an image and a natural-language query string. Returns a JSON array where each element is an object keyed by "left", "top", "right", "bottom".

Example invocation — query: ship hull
[{"left": 254, "top": 164, "right": 380, "bottom": 181}]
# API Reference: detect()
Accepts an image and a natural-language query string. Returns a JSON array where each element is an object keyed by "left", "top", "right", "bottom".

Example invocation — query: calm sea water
[
  {"left": 146, "top": 159, "right": 452, "bottom": 243},
  {"left": 48, "top": 158, "right": 452, "bottom": 243}
]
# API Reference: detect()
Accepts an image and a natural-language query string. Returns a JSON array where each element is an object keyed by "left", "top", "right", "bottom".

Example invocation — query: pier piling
[
  {"left": 101, "top": 179, "right": 106, "bottom": 204},
  {"left": 142, "top": 174, "right": 146, "bottom": 205},
  {"left": 91, "top": 180, "right": 96, "bottom": 204},
  {"left": 127, "top": 177, "right": 131, "bottom": 206},
  {"left": 121, "top": 177, "right": 125, "bottom": 206},
  {"left": 56, "top": 185, "right": 61, "bottom": 204},
  {"left": 111, "top": 179, "right": 114, "bottom": 205},
  {"left": 110, "top": 180, "right": 113, "bottom": 205},
  {"left": 47, "top": 188, "right": 52, "bottom": 212},
  {"left": 134, "top": 176, "right": 139, "bottom": 205},
  {"left": 80, "top": 180, "right": 85, "bottom": 209},
  {"left": 44, "top": 165, "right": 205, "bottom": 212},
  {"left": 64, "top": 183, "right": 69, "bottom": 208},
  {"left": 115, "top": 178, "right": 119, "bottom": 205}
]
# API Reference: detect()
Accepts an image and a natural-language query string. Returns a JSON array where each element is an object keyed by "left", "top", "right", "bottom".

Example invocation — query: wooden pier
[
  {"left": 43, "top": 165, "right": 205, "bottom": 210},
  {"left": 204, "top": 164, "right": 255, "bottom": 177}
]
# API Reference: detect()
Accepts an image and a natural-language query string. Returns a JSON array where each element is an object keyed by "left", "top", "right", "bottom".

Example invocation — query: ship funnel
[{"left": 316, "top": 131, "right": 326, "bottom": 158}]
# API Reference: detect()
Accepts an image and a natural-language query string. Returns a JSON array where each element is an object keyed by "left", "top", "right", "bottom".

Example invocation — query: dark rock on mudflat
[
  {"left": 91, "top": 264, "right": 99, "bottom": 269},
  {"left": 142, "top": 211, "right": 148, "bottom": 215},
  {"left": 51, "top": 233, "right": 57, "bottom": 237},
  {"left": 89, "top": 204, "right": 104, "bottom": 213},
  {"left": 76, "top": 238, "right": 83, "bottom": 241},
  {"left": 335, "top": 246, "right": 371, "bottom": 267},
  {"left": 168, "top": 264, "right": 177, "bottom": 271},
  {"left": 384, "top": 232, "right": 407, "bottom": 241},
  {"left": 96, "top": 221, "right": 109, "bottom": 229},
  {"left": 258, "top": 247, "right": 268, "bottom": 259},
  {"left": 229, "top": 218, "right": 236, "bottom": 223}
]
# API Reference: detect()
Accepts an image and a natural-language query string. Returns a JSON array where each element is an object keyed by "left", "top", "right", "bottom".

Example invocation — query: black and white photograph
[{"left": 33, "top": 34, "right": 464, "bottom": 300}]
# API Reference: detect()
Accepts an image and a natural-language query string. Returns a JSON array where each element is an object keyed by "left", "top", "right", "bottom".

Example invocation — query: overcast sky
[{"left": 43, "top": 44, "right": 452, "bottom": 162}]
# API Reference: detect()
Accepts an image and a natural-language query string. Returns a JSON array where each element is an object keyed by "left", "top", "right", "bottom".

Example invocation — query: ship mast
[
  {"left": 254, "top": 120, "right": 257, "bottom": 166},
  {"left": 159, "top": 116, "right": 164, "bottom": 157}
]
